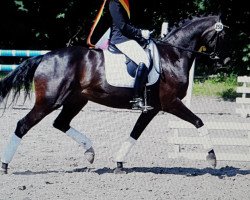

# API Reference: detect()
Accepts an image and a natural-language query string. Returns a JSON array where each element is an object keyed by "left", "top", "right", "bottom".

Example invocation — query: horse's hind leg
[
  {"left": 53, "top": 95, "right": 94, "bottom": 164},
  {"left": 165, "top": 98, "right": 216, "bottom": 167},
  {"left": 1, "top": 103, "right": 55, "bottom": 174}
]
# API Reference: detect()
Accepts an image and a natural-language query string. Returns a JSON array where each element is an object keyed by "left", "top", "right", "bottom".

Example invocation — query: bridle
[{"left": 156, "top": 21, "right": 228, "bottom": 60}]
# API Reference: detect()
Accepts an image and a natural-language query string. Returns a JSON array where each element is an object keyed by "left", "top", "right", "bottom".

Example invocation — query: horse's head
[
  {"left": 199, "top": 15, "right": 226, "bottom": 60},
  {"left": 162, "top": 15, "right": 227, "bottom": 61}
]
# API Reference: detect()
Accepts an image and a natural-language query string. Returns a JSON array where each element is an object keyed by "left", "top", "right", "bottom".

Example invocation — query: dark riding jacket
[{"left": 109, "top": 0, "right": 142, "bottom": 44}]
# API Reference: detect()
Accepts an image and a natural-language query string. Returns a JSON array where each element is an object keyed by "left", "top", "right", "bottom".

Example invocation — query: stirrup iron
[{"left": 130, "top": 87, "right": 153, "bottom": 112}]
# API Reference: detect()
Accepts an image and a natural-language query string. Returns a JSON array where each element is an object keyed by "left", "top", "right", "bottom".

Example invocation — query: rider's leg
[
  {"left": 115, "top": 40, "right": 150, "bottom": 67},
  {"left": 130, "top": 62, "right": 149, "bottom": 109},
  {"left": 115, "top": 40, "right": 153, "bottom": 110}
]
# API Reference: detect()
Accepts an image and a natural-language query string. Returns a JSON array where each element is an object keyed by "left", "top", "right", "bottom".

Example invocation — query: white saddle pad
[{"left": 103, "top": 41, "right": 160, "bottom": 88}]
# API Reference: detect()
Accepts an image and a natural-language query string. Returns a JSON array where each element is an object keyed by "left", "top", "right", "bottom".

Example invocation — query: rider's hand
[{"left": 141, "top": 29, "right": 151, "bottom": 40}]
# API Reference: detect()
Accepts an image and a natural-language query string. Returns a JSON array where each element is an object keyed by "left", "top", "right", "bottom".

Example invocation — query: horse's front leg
[
  {"left": 114, "top": 109, "right": 159, "bottom": 174},
  {"left": 165, "top": 98, "right": 216, "bottom": 167}
]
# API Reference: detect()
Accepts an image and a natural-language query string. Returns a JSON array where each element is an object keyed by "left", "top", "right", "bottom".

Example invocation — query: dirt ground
[{"left": 0, "top": 95, "right": 249, "bottom": 200}]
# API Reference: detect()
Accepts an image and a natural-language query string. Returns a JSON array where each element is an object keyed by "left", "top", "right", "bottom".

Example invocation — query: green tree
[{"left": 0, "top": 0, "right": 249, "bottom": 75}]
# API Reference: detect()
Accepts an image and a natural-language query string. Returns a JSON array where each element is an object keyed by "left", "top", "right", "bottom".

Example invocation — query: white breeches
[{"left": 116, "top": 40, "right": 150, "bottom": 68}]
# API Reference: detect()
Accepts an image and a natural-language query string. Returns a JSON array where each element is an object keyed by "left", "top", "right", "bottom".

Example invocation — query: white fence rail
[
  {"left": 236, "top": 76, "right": 250, "bottom": 118},
  {"left": 167, "top": 120, "right": 250, "bottom": 162},
  {"left": 0, "top": 49, "right": 50, "bottom": 71}
]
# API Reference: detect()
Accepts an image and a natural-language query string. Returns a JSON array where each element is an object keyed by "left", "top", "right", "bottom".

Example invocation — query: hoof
[
  {"left": 84, "top": 147, "right": 95, "bottom": 164},
  {"left": 114, "top": 162, "right": 126, "bottom": 174},
  {"left": 0, "top": 168, "right": 7, "bottom": 175},
  {"left": 114, "top": 167, "right": 127, "bottom": 174},
  {"left": 1, "top": 163, "right": 8, "bottom": 174},
  {"left": 206, "top": 149, "right": 217, "bottom": 168}
]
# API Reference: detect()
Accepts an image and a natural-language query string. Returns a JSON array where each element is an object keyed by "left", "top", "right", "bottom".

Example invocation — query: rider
[{"left": 108, "top": 0, "right": 153, "bottom": 110}]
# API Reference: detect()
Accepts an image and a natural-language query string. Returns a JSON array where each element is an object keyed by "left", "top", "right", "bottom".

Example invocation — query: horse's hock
[
  {"left": 236, "top": 76, "right": 250, "bottom": 118},
  {"left": 167, "top": 120, "right": 250, "bottom": 162}
]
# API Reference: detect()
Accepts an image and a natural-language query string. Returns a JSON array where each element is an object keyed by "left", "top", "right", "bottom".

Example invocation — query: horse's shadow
[
  {"left": 13, "top": 166, "right": 250, "bottom": 178},
  {"left": 125, "top": 166, "right": 250, "bottom": 178}
]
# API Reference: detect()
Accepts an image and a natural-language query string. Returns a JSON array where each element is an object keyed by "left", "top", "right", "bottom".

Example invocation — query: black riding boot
[{"left": 130, "top": 62, "right": 153, "bottom": 111}]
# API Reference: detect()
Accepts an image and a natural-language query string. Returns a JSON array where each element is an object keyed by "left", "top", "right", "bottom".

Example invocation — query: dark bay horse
[{"left": 0, "top": 15, "right": 225, "bottom": 174}]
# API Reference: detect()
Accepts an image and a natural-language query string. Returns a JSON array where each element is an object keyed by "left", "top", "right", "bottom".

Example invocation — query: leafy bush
[{"left": 193, "top": 73, "right": 238, "bottom": 101}]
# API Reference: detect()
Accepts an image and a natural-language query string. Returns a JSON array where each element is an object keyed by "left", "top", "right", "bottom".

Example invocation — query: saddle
[{"left": 103, "top": 40, "right": 160, "bottom": 88}]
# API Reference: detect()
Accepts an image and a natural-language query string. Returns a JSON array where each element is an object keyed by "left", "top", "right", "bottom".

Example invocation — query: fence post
[{"left": 183, "top": 59, "right": 196, "bottom": 108}]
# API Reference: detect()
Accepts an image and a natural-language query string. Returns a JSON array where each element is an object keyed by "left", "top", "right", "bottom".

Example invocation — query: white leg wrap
[
  {"left": 198, "top": 126, "right": 213, "bottom": 151},
  {"left": 1, "top": 133, "right": 21, "bottom": 164},
  {"left": 65, "top": 127, "right": 92, "bottom": 150},
  {"left": 115, "top": 137, "right": 136, "bottom": 162}
]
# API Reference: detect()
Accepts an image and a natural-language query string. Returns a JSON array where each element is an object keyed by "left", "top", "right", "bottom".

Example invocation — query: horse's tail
[{"left": 0, "top": 55, "right": 44, "bottom": 105}]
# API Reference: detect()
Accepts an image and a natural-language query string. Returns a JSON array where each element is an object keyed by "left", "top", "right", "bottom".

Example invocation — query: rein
[
  {"left": 155, "top": 21, "right": 226, "bottom": 60},
  {"left": 155, "top": 39, "right": 220, "bottom": 60}
]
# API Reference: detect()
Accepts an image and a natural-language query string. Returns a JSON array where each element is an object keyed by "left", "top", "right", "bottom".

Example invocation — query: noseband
[{"left": 209, "top": 21, "right": 226, "bottom": 60}]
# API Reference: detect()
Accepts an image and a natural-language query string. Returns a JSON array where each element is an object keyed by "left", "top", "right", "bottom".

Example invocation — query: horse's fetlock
[
  {"left": 53, "top": 120, "right": 60, "bottom": 129},
  {"left": 195, "top": 119, "right": 204, "bottom": 128},
  {"left": 15, "top": 120, "right": 25, "bottom": 138}
]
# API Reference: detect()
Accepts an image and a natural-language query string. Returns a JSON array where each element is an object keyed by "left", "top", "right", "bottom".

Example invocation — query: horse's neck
[
  {"left": 169, "top": 31, "right": 199, "bottom": 52},
  {"left": 166, "top": 21, "right": 213, "bottom": 70},
  {"left": 168, "top": 30, "right": 198, "bottom": 66},
  {"left": 158, "top": 44, "right": 195, "bottom": 83},
  {"left": 161, "top": 16, "right": 218, "bottom": 81},
  {"left": 168, "top": 18, "right": 214, "bottom": 51},
  {"left": 160, "top": 32, "right": 200, "bottom": 80}
]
